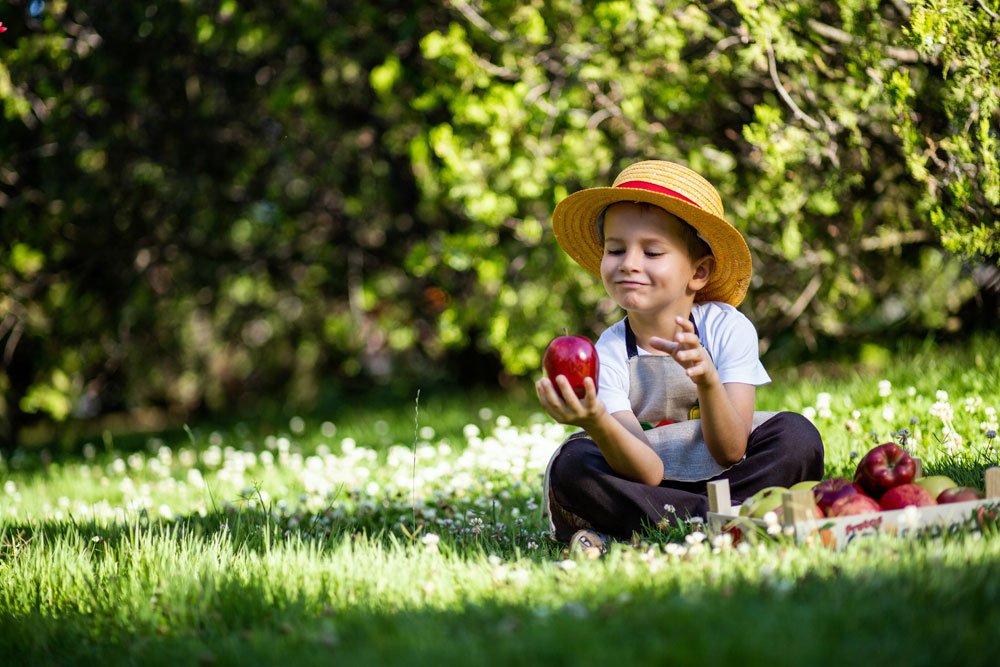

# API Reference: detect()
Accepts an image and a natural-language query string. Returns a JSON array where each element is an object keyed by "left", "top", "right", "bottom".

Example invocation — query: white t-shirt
[{"left": 595, "top": 302, "right": 771, "bottom": 415}]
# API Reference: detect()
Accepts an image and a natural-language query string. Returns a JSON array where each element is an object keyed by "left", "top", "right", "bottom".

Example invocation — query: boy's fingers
[
  {"left": 536, "top": 377, "right": 562, "bottom": 405},
  {"left": 649, "top": 336, "right": 678, "bottom": 352},
  {"left": 555, "top": 375, "right": 582, "bottom": 406},
  {"left": 674, "top": 331, "right": 700, "bottom": 347}
]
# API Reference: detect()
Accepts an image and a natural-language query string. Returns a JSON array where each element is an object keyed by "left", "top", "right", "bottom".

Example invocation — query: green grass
[{"left": 2, "top": 333, "right": 999, "bottom": 665}]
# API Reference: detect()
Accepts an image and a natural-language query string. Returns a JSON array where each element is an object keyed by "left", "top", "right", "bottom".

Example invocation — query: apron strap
[{"left": 624, "top": 315, "right": 701, "bottom": 360}]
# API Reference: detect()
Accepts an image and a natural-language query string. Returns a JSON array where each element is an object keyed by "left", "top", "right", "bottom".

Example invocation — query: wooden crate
[{"left": 706, "top": 466, "right": 1000, "bottom": 550}]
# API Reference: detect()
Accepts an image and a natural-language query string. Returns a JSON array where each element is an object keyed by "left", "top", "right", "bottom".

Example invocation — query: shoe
[{"left": 569, "top": 529, "right": 608, "bottom": 559}]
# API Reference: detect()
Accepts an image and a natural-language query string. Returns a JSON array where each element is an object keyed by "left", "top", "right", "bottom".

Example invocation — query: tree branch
[
  {"left": 778, "top": 274, "right": 822, "bottom": 329},
  {"left": 765, "top": 40, "right": 822, "bottom": 130},
  {"left": 977, "top": 0, "right": 999, "bottom": 21},
  {"left": 806, "top": 18, "right": 922, "bottom": 63},
  {"left": 447, "top": 0, "right": 509, "bottom": 42}
]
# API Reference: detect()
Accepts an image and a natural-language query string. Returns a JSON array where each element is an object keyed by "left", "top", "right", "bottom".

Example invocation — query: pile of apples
[{"left": 741, "top": 442, "right": 985, "bottom": 520}]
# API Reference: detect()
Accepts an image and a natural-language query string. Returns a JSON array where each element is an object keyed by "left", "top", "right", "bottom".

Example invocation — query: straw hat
[{"left": 552, "top": 160, "right": 751, "bottom": 306}]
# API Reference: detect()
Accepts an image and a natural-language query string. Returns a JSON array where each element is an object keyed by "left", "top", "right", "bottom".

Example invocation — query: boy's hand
[
  {"left": 649, "top": 316, "right": 721, "bottom": 388},
  {"left": 535, "top": 375, "right": 606, "bottom": 429}
]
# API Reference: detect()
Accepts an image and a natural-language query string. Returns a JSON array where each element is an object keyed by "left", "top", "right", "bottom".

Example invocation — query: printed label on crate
[{"left": 709, "top": 498, "right": 1000, "bottom": 551}]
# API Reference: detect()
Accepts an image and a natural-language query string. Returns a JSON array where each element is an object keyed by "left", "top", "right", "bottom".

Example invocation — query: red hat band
[{"left": 615, "top": 180, "right": 701, "bottom": 208}]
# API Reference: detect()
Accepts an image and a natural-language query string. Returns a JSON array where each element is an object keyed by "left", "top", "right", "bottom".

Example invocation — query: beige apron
[{"left": 542, "top": 318, "right": 776, "bottom": 531}]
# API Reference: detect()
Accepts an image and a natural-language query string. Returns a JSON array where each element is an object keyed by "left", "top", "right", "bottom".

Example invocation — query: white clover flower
[
  {"left": 711, "top": 532, "right": 734, "bottom": 549},
  {"left": 882, "top": 406, "right": 895, "bottom": 422},
  {"left": 685, "top": 531, "right": 706, "bottom": 545},
  {"left": 663, "top": 504, "right": 676, "bottom": 513},
  {"left": 421, "top": 533, "right": 440, "bottom": 551},
  {"left": 3, "top": 481, "right": 15, "bottom": 495},
  {"left": 558, "top": 559, "right": 577, "bottom": 571},
  {"left": 878, "top": 380, "right": 892, "bottom": 397},
  {"left": 936, "top": 389, "right": 949, "bottom": 401},
  {"left": 665, "top": 543, "right": 688, "bottom": 557},
  {"left": 803, "top": 406, "right": 817, "bottom": 420},
  {"left": 496, "top": 415, "right": 512, "bottom": 428},
  {"left": 320, "top": 421, "right": 337, "bottom": 437},
  {"left": 930, "top": 401, "right": 954, "bottom": 421},
  {"left": 907, "top": 386, "right": 917, "bottom": 396}
]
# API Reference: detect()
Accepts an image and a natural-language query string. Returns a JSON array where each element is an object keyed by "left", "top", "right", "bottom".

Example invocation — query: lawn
[{"left": 2, "top": 334, "right": 999, "bottom": 665}]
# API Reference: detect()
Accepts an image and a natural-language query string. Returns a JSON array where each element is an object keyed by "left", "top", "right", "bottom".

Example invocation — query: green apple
[
  {"left": 740, "top": 486, "right": 788, "bottom": 519},
  {"left": 913, "top": 475, "right": 957, "bottom": 499},
  {"left": 790, "top": 480, "right": 820, "bottom": 492}
]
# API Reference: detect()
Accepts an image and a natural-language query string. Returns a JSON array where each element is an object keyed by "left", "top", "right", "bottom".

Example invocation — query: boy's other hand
[
  {"left": 535, "top": 375, "right": 606, "bottom": 428},
  {"left": 648, "top": 316, "right": 721, "bottom": 387}
]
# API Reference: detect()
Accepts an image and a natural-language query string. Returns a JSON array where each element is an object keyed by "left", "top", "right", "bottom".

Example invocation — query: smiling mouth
[{"left": 617, "top": 281, "right": 647, "bottom": 287}]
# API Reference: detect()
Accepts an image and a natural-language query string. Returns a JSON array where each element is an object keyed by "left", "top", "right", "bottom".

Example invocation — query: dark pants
[{"left": 548, "top": 412, "right": 825, "bottom": 541}]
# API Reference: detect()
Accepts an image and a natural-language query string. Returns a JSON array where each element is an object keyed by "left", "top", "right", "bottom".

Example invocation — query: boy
[{"left": 537, "top": 160, "right": 824, "bottom": 550}]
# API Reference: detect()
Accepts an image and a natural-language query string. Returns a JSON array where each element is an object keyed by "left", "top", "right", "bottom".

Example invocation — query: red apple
[
  {"left": 853, "top": 442, "right": 916, "bottom": 499},
  {"left": 826, "top": 493, "right": 881, "bottom": 517},
  {"left": 813, "top": 477, "right": 864, "bottom": 515},
  {"left": 879, "top": 483, "right": 936, "bottom": 511},
  {"left": 543, "top": 335, "right": 599, "bottom": 399},
  {"left": 936, "top": 486, "right": 984, "bottom": 504}
]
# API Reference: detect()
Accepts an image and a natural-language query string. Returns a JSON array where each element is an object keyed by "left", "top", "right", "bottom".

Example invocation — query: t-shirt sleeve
[
  {"left": 703, "top": 306, "right": 771, "bottom": 386},
  {"left": 595, "top": 323, "right": 633, "bottom": 414}
]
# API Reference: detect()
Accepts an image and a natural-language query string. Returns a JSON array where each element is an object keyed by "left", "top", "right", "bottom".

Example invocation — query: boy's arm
[
  {"left": 536, "top": 375, "right": 665, "bottom": 485},
  {"left": 650, "top": 316, "right": 755, "bottom": 466},
  {"left": 693, "top": 381, "right": 755, "bottom": 466}
]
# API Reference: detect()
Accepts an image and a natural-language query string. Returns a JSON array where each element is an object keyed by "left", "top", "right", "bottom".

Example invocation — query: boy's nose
[{"left": 620, "top": 248, "right": 642, "bottom": 271}]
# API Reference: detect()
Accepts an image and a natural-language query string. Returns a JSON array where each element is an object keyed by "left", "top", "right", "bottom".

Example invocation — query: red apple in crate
[
  {"left": 879, "top": 483, "right": 936, "bottom": 511},
  {"left": 543, "top": 335, "right": 599, "bottom": 399},
  {"left": 813, "top": 478, "right": 863, "bottom": 515},
  {"left": 853, "top": 442, "right": 916, "bottom": 499},
  {"left": 936, "top": 486, "right": 984, "bottom": 504},
  {"left": 826, "top": 493, "right": 881, "bottom": 517}
]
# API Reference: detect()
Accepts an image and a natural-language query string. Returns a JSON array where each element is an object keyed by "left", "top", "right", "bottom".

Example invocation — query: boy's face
[{"left": 599, "top": 202, "right": 713, "bottom": 316}]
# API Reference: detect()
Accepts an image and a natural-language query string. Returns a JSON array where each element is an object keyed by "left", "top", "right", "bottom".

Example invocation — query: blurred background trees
[{"left": 2, "top": 0, "right": 998, "bottom": 450}]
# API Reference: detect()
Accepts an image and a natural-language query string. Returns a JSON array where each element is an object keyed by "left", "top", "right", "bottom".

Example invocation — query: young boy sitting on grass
[{"left": 537, "top": 160, "right": 824, "bottom": 553}]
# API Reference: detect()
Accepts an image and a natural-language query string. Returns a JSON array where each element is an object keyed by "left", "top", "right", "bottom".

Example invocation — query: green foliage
[
  {"left": 1, "top": 1, "right": 998, "bottom": 444},
  {"left": 395, "top": 0, "right": 997, "bottom": 375}
]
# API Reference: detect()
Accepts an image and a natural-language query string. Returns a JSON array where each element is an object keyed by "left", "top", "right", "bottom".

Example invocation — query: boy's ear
[{"left": 689, "top": 255, "right": 715, "bottom": 291}]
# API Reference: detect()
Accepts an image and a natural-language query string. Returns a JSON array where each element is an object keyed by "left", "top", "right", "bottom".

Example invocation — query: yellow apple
[
  {"left": 913, "top": 475, "right": 957, "bottom": 499},
  {"left": 739, "top": 486, "right": 788, "bottom": 519}
]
